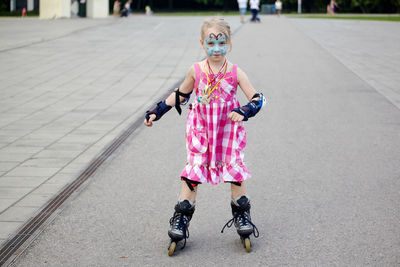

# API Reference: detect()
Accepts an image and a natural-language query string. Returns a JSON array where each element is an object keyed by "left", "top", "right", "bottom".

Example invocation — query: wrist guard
[
  {"left": 174, "top": 88, "right": 192, "bottom": 115},
  {"left": 232, "top": 93, "right": 266, "bottom": 121},
  {"left": 145, "top": 100, "right": 172, "bottom": 122}
]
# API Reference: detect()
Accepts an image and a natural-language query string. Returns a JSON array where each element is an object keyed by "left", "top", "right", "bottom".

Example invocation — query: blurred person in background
[
  {"left": 327, "top": 0, "right": 338, "bottom": 15},
  {"left": 113, "top": 0, "right": 121, "bottom": 16},
  {"left": 275, "top": 0, "right": 282, "bottom": 16},
  {"left": 145, "top": 5, "right": 153, "bottom": 15},
  {"left": 237, "top": 0, "right": 248, "bottom": 23},
  {"left": 121, "top": 0, "right": 132, "bottom": 17},
  {"left": 71, "top": 0, "right": 79, "bottom": 17},
  {"left": 249, "top": 0, "right": 260, "bottom": 22}
]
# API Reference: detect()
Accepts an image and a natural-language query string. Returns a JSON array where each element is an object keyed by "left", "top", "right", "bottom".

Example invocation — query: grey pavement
[
  {"left": 0, "top": 17, "right": 114, "bottom": 52},
  {"left": 291, "top": 18, "right": 400, "bottom": 109},
  {"left": 8, "top": 15, "right": 400, "bottom": 266},
  {"left": 0, "top": 15, "right": 242, "bottom": 245}
]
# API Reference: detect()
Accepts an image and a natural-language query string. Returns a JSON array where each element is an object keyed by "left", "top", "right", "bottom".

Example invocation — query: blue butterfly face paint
[{"left": 204, "top": 33, "right": 228, "bottom": 57}]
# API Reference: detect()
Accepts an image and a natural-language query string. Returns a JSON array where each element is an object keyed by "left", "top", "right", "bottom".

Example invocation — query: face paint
[{"left": 203, "top": 33, "right": 228, "bottom": 57}]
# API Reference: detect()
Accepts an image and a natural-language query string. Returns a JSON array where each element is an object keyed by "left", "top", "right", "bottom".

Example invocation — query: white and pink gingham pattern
[{"left": 180, "top": 63, "right": 251, "bottom": 185}]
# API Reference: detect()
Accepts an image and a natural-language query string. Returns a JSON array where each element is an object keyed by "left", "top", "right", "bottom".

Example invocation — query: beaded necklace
[{"left": 198, "top": 59, "right": 228, "bottom": 104}]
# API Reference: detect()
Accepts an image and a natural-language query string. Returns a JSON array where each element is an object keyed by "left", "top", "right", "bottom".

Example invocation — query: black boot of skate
[
  {"left": 221, "top": 195, "right": 259, "bottom": 252},
  {"left": 167, "top": 199, "right": 195, "bottom": 256}
]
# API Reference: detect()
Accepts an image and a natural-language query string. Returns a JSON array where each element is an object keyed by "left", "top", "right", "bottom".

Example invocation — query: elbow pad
[
  {"left": 145, "top": 100, "right": 172, "bottom": 122},
  {"left": 232, "top": 93, "right": 266, "bottom": 121}
]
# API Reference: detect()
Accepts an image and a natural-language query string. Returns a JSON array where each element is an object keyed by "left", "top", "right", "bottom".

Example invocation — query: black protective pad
[{"left": 181, "top": 177, "right": 201, "bottom": 191}]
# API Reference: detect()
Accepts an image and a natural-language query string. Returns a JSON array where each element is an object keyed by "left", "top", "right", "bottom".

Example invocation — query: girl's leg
[
  {"left": 168, "top": 180, "right": 198, "bottom": 252},
  {"left": 231, "top": 181, "right": 247, "bottom": 199},
  {"left": 226, "top": 181, "right": 258, "bottom": 239},
  {"left": 179, "top": 180, "right": 198, "bottom": 203}
]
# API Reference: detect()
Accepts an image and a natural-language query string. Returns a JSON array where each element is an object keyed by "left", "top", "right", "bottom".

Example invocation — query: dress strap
[
  {"left": 193, "top": 63, "right": 201, "bottom": 90},
  {"left": 232, "top": 64, "right": 238, "bottom": 89}
]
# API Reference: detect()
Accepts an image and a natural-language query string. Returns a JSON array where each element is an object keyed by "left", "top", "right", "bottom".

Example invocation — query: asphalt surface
[
  {"left": 291, "top": 18, "right": 400, "bottom": 109},
  {"left": 13, "top": 16, "right": 400, "bottom": 266}
]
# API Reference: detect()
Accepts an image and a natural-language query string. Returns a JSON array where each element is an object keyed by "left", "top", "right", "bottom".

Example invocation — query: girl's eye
[
  {"left": 219, "top": 42, "right": 226, "bottom": 46},
  {"left": 207, "top": 42, "right": 215, "bottom": 46}
]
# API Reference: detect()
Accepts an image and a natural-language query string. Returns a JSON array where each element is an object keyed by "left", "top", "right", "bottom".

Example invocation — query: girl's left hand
[{"left": 228, "top": 111, "right": 244, "bottom": 122}]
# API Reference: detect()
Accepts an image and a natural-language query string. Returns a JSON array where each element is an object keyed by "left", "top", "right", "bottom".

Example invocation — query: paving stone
[
  {"left": 0, "top": 153, "right": 34, "bottom": 162},
  {"left": 0, "top": 128, "right": 34, "bottom": 137},
  {"left": 22, "top": 132, "right": 64, "bottom": 142},
  {"left": 45, "top": 173, "right": 74, "bottom": 185},
  {"left": 20, "top": 158, "right": 71, "bottom": 168},
  {"left": 0, "top": 176, "right": 48, "bottom": 188},
  {"left": 34, "top": 149, "right": 82, "bottom": 159},
  {"left": 71, "top": 146, "right": 101, "bottom": 164},
  {"left": 78, "top": 120, "right": 118, "bottom": 131},
  {"left": 59, "top": 162, "right": 88, "bottom": 175},
  {"left": 5, "top": 167, "right": 59, "bottom": 177},
  {"left": 0, "top": 222, "right": 21, "bottom": 240},
  {"left": 0, "top": 198, "right": 19, "bottom": 213},
  {"left": 12, "top": 139, "right": 55, "bottom": 147},
  {"left": 45, "top": 142, "right": 90, "bottom": 152},
  {"left": 1, "top": 121, "right": 41, "bottom": 130},
  {"left": 0, "top": 187, "right": 32, "bottom": 199},
  {"left": 0, "top": 146, "right": 44, "bottom": 154},
  {"left": 58, "top": 134, "right": 103, "bottom": 144},
  {"left": 0, "top": 135, "right": 20, "bottom": 143},
  {"left": 0, "top": 206, "right": 38, "bottom": 222},
  {"left": 0, "top": 162, "right": 19, "bottom": 172},
  {"left": 30, "top": 183, "right": 65, "bottom": 196},
  {"left": 13, "top": 193, "right": 52, "bottom": 208}
]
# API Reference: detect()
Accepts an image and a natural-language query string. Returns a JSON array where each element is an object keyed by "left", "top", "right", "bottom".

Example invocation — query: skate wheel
[
  {"left": 168, "top": 241, "right": 176, "bottom": 256},
  {"left": 244, "top": 238, "right": 251, "bottom": 253}
]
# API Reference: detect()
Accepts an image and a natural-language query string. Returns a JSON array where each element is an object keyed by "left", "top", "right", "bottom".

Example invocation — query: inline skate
[
  {"left": 221, "top": 195, "right": 259, "bottom": 252},
  {"left": 167, "top": 199, "right": 195, "bottom": 256}
]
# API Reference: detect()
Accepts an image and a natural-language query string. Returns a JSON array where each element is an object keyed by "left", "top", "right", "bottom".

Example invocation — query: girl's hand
[
  {"left": 144, "top": 114, "right": 156, "bottom": 127},
  {"left": 228, "top": 111, "right": 244, "bottom": 122}
]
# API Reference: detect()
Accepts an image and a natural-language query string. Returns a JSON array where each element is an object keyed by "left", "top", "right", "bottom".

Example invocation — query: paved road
[
  {"left": 10, "top": 16, "right": 400, "bottom": 266},
  {"left": 291, "top": 18, "right": 400, "bottom": 109}
]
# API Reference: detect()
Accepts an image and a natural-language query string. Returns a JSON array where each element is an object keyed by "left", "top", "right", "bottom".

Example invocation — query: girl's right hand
[
  {"left": 144, "top": 114, "right": 156, "bottom": 127},
  {"left": 228, "top": 111, "right": 245, "bottom": 122}
]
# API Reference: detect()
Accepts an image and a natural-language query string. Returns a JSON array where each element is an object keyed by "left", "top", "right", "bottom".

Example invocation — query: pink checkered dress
[{"left": 180, "top": 63, "right": 251, "bottom": 185}]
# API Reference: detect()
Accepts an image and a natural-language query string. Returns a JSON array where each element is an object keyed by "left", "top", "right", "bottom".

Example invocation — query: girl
[{"left": 144, "top": 18, "right": 264, "bottom": 255}]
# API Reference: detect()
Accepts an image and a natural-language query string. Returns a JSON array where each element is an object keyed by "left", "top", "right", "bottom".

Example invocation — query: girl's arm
[
  {"left": 236, "top": 67, "right": 257, "bottom": 101},
  {"left": 144, "top": 65, "right": 196, "bottom": 127},
  {"left": 228, "top": 67, "right": 265, "bottom": 122},
  {"left": 165, "top": 65, "right": 196, "bottom": 107}
]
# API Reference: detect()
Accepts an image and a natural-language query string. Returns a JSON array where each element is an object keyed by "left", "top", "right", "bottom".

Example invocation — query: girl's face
[{"left": 201, "top": 27, "right": 229, "bottom": 60}]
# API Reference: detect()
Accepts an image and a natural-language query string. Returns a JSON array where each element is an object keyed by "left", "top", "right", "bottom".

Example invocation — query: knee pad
[
  {"left": 225, "top": 181, "right": 242, "bottom": 187},
  {"left": 181, "top": 177, "right": 201, "bottom": 191}
]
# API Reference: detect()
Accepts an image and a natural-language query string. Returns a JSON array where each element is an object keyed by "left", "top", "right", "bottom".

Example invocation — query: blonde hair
[{"left": 201, "top": 17, "right": 232, "bottom": 51}]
